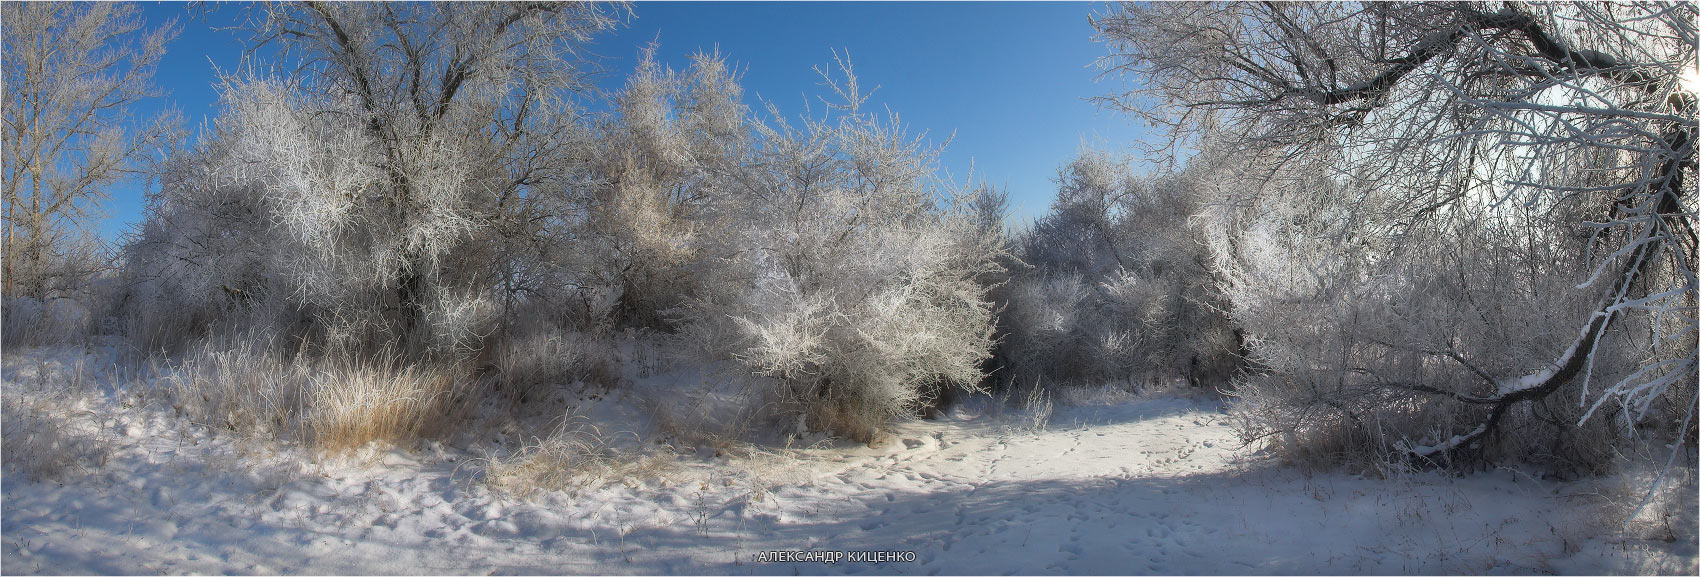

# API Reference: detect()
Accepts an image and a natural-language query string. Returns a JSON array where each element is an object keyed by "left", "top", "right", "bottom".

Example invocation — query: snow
[
  {"left": 3, "top": 345, "right": 1696, "bottom": 575},
  {"left": 1497, "top": 360, "right": 1568, "bottom": 398},
  {"left": 1496, "top": 323, "right": 1589, "bottom": 398},
  {"left": 1406, "top": 424, "right": 1489, "bottom": 457}
]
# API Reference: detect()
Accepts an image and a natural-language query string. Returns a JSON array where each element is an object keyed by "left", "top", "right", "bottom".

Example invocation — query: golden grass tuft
[
  {"left": 307, "top": 362, "right": 466, "bottom": 453},
  {"left": 167, "top": 333, "right": 471, "bottom": 453}
]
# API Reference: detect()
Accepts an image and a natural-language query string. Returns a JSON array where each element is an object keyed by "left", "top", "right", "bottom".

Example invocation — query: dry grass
[
  {"left": 484, "top": 416, "right": 674, "bottom": 496},
  {"left": 165, "top": 333, "right": 470, "bottom": 453},
  {"left": 2, "top": 296, "right": 94, "bottom": 347},
  {"left": 489, "top": 329, "right": 622, "bottom": 407},
  {"left": 1, "top": 354, "right": 110, "bottom": 481},
  {"left": 716, "top": 442, "right": 817, "bottom": 502},
  {"left": 166, "top": 335, "right": 308, "bottom": 439},
  {"left": 1, "top": 393, "right": 109, "bottom": 481},
  {"left": 307, "top": 362, "right": 468, "bottom": 453},
  {"left": 978, "top": 377, "right": 1055, "bottom": 434}
]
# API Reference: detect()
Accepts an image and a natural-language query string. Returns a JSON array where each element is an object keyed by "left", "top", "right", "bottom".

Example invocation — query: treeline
[{"left": 4, "top": 2, "right": 1693, "bottom": 477}]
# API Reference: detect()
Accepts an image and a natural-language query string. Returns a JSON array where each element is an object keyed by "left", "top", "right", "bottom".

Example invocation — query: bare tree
[
  {"left": 1095, "top": 2, "right": 1695, "bottom": 468},
  {"left": 2, "top": 2, "right": 178, "bottom": 299}
]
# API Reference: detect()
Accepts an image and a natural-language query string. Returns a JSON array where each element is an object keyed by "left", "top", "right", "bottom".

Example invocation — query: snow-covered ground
[{"left": 3, "top": 344, "right": 1695, "bottom": 575}]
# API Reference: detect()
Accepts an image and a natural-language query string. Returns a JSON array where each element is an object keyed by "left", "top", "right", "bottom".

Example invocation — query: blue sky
[{"left": 107, "top": 1, "right": 1147, "bottom": 240}]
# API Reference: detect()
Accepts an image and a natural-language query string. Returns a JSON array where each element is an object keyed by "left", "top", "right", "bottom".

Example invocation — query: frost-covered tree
[
  {"left": 999, "top": 151, "right": 1241, "bottom": 392},
  {"left": 575, "top": 47, "right": 749, "bottom": 330},
  {"left": 2, "top": 3, "right": 177, "bottom": 301},
  {"left": 122, "top": 2, "right": 618, "bottom": 357},
  {"left": 1096, "top": 2, "right": 1697, "bottom": 469},
  {"left": 684, "top": 55, "right": 1005, "bottom": 442}
]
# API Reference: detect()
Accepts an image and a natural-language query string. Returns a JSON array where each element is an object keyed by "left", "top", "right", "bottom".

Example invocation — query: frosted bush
[
  {"left": 682, "top": 55, "right": 1004, "bottom": 442},
  {"left": 996, "top": 151, "right": 1243, "bottom": 393}
]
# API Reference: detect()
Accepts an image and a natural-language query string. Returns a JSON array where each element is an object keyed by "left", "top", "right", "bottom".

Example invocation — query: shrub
[
  {"left": 682, "top": 55, "right": 1004, "bottom": 442},
  {"left": 120, "top": 3, "right": 618, "bottom": 362},
  {"left": 575, "top": 49, "right": 750, "bottom": 330},
  {"left": 995, "top": 151, "right": 1244, "bottom": 393}
]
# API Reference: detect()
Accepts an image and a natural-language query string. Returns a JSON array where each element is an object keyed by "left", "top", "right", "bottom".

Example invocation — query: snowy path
[{"left": 2, "top": 350, "right": 1695, "bottom": 575}]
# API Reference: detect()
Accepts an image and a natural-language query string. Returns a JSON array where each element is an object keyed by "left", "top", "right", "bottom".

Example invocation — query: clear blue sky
[{"left": 106, "top": 1, "right": 1147, "bottom": 241}]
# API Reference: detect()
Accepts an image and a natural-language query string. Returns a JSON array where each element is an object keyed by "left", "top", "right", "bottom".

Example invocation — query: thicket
[
  {"left": 5, "top": 1, "right": 1693, "bottom": 487},
  {"left": 1095, "top": 1, "right": 1697, "bottom": 476},
  {"left": 992, "top": 151, "right": 1243, "bottom": 395},
  {"left": 98, "top": 4, "right": 1008, "bottom": 448}
]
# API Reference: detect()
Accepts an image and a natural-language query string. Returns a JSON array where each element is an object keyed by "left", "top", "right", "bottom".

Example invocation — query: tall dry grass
[
  {"left": 488, "top": 328, "right": 622, "bottom": 407},
  {"left": 165, "top": 332, "right": 470, "bottom": 452},
  {"left": 166, "top": 334, "right": 308, "bottom": 439},
  {"left": 2, "top": 296, "right": 94, "bottom": 347},
  {"left": 306, "top": 362, "right": 468, "bottom": 452}
]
